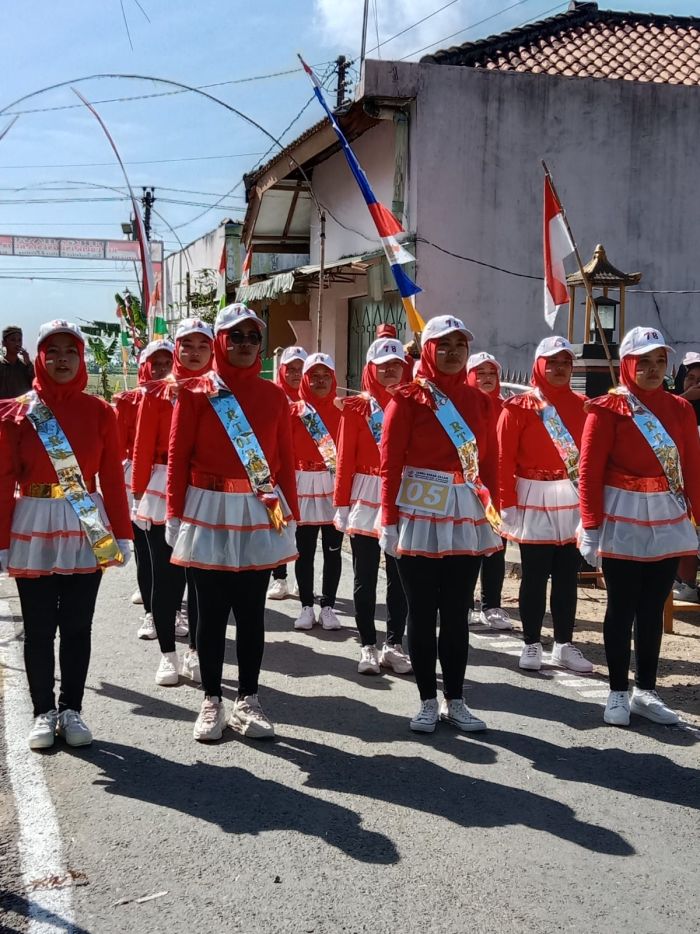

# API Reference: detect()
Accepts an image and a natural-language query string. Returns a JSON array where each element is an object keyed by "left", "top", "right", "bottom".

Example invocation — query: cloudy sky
[{"left": 1, "top": 0, "right": 698, "bottom": 345}]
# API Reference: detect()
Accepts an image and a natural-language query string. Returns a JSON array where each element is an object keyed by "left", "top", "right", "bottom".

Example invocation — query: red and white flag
[
  {"left": 240, "top": 247, "right": 252, "bottom": 288},
  {"left": 543, "top": 175, "right": 574, "bottom": 328},
  {"left": 217, "top": 243, "right": 227, "bottom": 310}
]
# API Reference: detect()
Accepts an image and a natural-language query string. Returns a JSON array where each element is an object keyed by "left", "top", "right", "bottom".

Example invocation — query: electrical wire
[
  {"left": 0, "top": 151, "right": 264, "bottom": 169},
  {"left": 365, "top": 0, "right": 461, "bottom": 57}
]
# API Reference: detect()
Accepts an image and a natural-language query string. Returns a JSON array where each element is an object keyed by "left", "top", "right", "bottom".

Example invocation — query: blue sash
[
  {"left": 418, "top": 379, "right": 501, "bottom": 531},
  {"left": 22, "top": 391, "right": 122, "bottom": 565},
  {"left": 366, "top": 396, "right": 384, "bottom": 446},
  {"left": 299, "top": 403, "right": 337, "bottom": 473},
  {"left": 534, "top": 390, "right": 580, "bottom": 485},
  {"left": 208, "top": 379, "right": 286, "bottom": 531}
]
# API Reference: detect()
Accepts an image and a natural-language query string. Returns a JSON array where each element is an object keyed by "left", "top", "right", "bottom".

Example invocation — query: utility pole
[
  {"left": 141, "top": 187, "right": 156, "bottom": 241},
  {"left": 335, "top": 55, "right": 348, "bottom": 109}
]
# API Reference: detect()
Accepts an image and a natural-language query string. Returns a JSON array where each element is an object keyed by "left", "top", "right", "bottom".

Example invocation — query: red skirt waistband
[
  {"left": 517, "top": 468, "right": 568, "bottom": 481},
  {"left": 604, "top": 470, "right": 670, "bottom": 494},
  {"left": 296, "top": 461, "right": 328, "bottom": 472},
  {"left": 190, "top": 471, "right": 253, "bottom": 494}
]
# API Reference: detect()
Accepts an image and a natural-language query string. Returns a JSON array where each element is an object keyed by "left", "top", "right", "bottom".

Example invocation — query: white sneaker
[
  {"left": 481, "top": 608, "right": 513, "bottom": 630},
  {"left": 28, "top": 710, "right": 58, "bottom": 750},
  {"left": 180, "top": 648, "right": 202, "bottom": 684},
  {"left": 468, "top": 609, "right": 481, "bottom": 625},
  {"left": 131, "top": 589, "right": 144, "bottom": 605},
  {"left": 268, "top": 579, "right": 289, "bottom": 600},
  {"left": 174, "top": 610, "right": 189, "bottom": 638},
  {"left": 551, "top": 642, "right": 594, "bottom": 673},
  {"left": 294, "top": 606, "right": 316, "bottom": 630},
  {"left": 410, "top": 698, "right": 440, "bottom": 733},
  {"left": 320, "top": 606, "right": 342, "bottom": 630},
  {"left": 193, "top": 696, "right": 226, "bottom": 742},
  {"left": 155, "top": 651, "right": 179, "bottom": 686},
  {"left": 379, "top": 642, "right": 413, "bottom": 674},
  {"left": 56, "top": 709, "right": 93, "bottom": 747},
  {"left": 358, "top": 645, "right": 380, "bottom": 675},
  {"left": 439, "top": 698, "right": 487, "bottom": 732},
  {"left": 604, "top": 691, "right": 630, "bottom": 726},
  {"left": 630, "top": 688, "right": 680, "bottom": 725},
  {"left": 673, "top": 582, "right": 699, "bottom": 603},
  {"left": 229, "top": 694, "right": 275, "bottom": 738},
  {"left": 519, "top": 642, "right": 543, "bottom": 670},
  {"left": 137, "top": 612, "right": 156, "bottom": 640}
]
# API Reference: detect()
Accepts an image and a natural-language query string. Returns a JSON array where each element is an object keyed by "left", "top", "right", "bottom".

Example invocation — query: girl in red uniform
[
  {"left": 268, "top": 344, "right": 307, "bottom": 601},
  {"left": 334, "top": 337, "right": 411, "bottom": 676},
  {"left": 114, "top": 350, "right": 152, "bottom": 622},
  {"left": 0, "top": 320, "right": 132, "bottom": 750},
  {"left": 291, "top": 352, "right": 343, "bottom": 632},
  {"left": 380, "top": 315, "right": 502, "bottom": 733},
  {"left": 578, "top": 327, "right": 700, "bottom": 726},
  {"left": 166, "top": 304, "right": 299, "bottom": 742},
  {"left": 466, "top": 351, "right": 512, "bottom": 630},
  {"left": 131, "top": 339, "right": 190, "bottom": 686},
  {"left": 497, "top": 336, "right": 593, "bottom": 674}
]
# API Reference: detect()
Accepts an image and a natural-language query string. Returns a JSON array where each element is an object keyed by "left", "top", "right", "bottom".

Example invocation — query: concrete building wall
[{"left": 364, "top": 60, "right": 700, "bottom": 371}]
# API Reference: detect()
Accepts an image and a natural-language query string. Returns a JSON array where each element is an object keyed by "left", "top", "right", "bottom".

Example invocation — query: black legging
[
  {"left": 480, "top": 542, "right": 506, "bottom": 612},
  {"left": 16, "top": 571, "right": 102, "bottom": 716},
  {"left": 602, "top": 556, "right": 677, "bottom": 691},
  {"left": 132, "top": 521, "right": 152, "bottom": 612},
  {"left": 294, "top": 523, "right": 343, "bottom": 608},
  {"left": 398, "top": 554, "right": 481, "bottom": 701},
  {"left": 350, "top": 533, "right": 407, "bottom": 646},
  {"left": 145, "top": 523, "right": 186, "bottom": 654},
  {"left": 185, "top": 566, "right": 199, "bottom": 650},
  {"left": 191, "top": 567, "right": 271, "bottom": 698},
  {"left": 518, "top": 542, "right": 579, "bottom": 645},
  {"left": 272, "top": 564, "right": 288, "bottom": 581}
]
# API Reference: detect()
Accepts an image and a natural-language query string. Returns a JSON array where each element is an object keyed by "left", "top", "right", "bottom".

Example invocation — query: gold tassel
[{"left": 266, "top": 502, "right": 288, "bottom": 534}]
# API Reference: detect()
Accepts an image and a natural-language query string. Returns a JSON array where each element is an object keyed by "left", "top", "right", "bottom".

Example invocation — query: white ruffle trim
[
  {"left": 171, "top": 486, "right": 298, "bottom": 571},
  {"left": 8, "top": 493, "right": 121, "bottom": 577},
  {"left": 297, "top": 469, "right": 334, "bottom": 526},
  {"left": 122, "top": 459, "right": 134, "bottom": 510},
  {"left": 599, "top": 486, "right": 697, "bottom": 561},
  {"left": 343, "top": 473, "right": 381, "bottom": 538},
  {"left": 501, "top": 478, "right": 580, "bottom": 545},
  {"left": 397, "top": 482, "right": 503, "bottom": 558},
  {"left": 135, "top": 463, "right": 167, "bottom": 526}
]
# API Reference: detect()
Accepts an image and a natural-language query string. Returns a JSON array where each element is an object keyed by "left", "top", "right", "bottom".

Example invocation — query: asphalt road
[{"left": 1, "top": 551, "right": 699, "bottom": 934}]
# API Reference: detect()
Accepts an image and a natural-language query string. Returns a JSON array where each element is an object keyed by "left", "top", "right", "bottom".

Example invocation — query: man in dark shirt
[{"left": 0, "top": 325, "right": 34, "bottom": 398}]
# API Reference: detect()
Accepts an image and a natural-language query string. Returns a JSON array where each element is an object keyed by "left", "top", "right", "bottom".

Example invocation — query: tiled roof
[{"left": 421, "top": 2, "right": 700, "bottom": 86}]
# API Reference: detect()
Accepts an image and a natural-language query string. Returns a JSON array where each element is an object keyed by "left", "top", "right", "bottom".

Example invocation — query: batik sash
[
  {"left": 418, "top": 379, "right": 501, "bottom": 531},
  {"left": 22, "top": 391, "right": 123, "bottom": 565},
  {"left": 299, "top": 403, "right": 337, "bottom": 473},
  {"left": 365, "top": 396, "right": 384, "bottom": 446},
  {"left": 534, "top": 390, "right": 580, "bottom": 485},
  {"left": 617, "top": 388, "right": 686, "bottom": 510},
  {"left": 208, "top": 380, "right": 286, "bottom": 532}
]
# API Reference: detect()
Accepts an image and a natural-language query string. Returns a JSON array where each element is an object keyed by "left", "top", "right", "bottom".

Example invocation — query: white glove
[
  {"left": 165, "top": 517, "right": 181, "bottom": 548},
  {"left": 0, "top": 549, "right": 9, "bottom": 576},
  {"left": 379, "top": 525, "right": 400, "bottom": 558},
  {"left": 579, "top": 528, "right": 600, "bottom": 568},
  {"left": 116, "top": 539, "right": 132, "bottom": 568},
  {"left": 131, "top": 499, "right": 149, "bottom": 531},
  {"left": 286, "top": 519, "right": 297, "bottom": 538},
  {"left": 500, "top": 506, "right": 517, "bottom": 531},
  {"left": 334, "top": 506, "right": 350, "bottom": 533}
]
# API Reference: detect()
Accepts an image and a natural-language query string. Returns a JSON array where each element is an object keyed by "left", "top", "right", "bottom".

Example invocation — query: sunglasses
[{"left": 227, "top": 330, "right": 262, "bottom": 346}]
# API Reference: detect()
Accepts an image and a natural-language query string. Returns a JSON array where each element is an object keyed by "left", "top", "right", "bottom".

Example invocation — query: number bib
[{"left": 396, "top": 467, "right": 452, "bottom": 515}]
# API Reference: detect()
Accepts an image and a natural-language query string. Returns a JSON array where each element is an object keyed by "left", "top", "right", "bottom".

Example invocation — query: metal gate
[{"left": 347, "top": 292, "right": 406, "bottom": 390}]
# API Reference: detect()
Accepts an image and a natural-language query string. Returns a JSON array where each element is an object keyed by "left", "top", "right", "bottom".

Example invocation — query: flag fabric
[
  {"left": 217, "top": 243, "right": 228, "bottom": 310},
  {"left": 116, "top": 302, "right": 130, "bottom": 390},
  {"left": 543, "top": 175, "right": 575, "bottom": 329},
  {"left": 240, "top": 247, "right": 252, "bottom": 289},
  {"left": 149, "top": 274, "right": 168, "bottom": 336},
  {"left": 299, "top": 56, "right": 425, "bottom": 333}
]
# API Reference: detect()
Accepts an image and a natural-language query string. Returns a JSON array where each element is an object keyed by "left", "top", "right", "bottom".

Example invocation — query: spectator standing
[{"left": 0, "top": 325, "right": 34, "bottom": 399}]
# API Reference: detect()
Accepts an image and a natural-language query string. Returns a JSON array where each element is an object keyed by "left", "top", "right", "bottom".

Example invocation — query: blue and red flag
[{"left": 299, "top": 56, "right": 424, "bottom": 333}]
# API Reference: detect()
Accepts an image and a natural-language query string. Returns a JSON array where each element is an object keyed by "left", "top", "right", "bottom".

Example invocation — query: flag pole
[
  {"left": 317, "top": 211, "right": 326, "bottom": 352},
  {"left": 541, "top": 161, "right": 617, "bottom": 387}
]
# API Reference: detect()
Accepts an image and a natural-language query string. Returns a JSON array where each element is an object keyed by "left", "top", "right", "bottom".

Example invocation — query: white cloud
[{"left": 313, "top": 0, "right": 479, "bottom": 61}]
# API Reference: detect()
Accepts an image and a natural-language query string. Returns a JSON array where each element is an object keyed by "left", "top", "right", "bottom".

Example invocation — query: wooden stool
[{"left": 663, "top": 592, "right": 700, "bottom": 634}]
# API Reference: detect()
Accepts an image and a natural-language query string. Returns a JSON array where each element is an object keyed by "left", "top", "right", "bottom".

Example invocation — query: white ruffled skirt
[
  {"left": 135, "top": 463, "right": 167, "bottom": 526},
  {"left": 122, "top": 459, "right": 134, "bottom": 511},
  {"left": 8, "top": 493, "right": 121, "bottom": 577},
  {"left": 171, "top": 486, "right": 298, "bottom": 572},
  {"left": 501, "top": 478, "right": 580, "bottom": 546},
  {"left": 599, "top": 486, "right": 697, "bottom": 561},
  {"left": 397, "top": 479, "right": 503, "bottom": 558},
  {"left": 338, "top": 473, "right": 381, "bottom": 539},
  {"left": 297, "top": 469, "right": 335, "bottom": 526}
]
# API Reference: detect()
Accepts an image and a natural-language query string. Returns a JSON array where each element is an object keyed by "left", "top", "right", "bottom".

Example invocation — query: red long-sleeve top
[
  {"left": 578, "top": 393, "right": 700, "bottom": 529},
  {"left": 334, "top": 399, "right": 379, "bottom": 507},
  {"left": 0, "top": 394, "right": 132, "bottom": 550},
  {"left": 166, "top": 381, "right": 300, "bottom": 522},
  {"left": 131, "top": 393, "right": 172, "bottom": 497},
  {"left": 497, "top": 392, "right": 587, "bottom": 509},
  {"left": 290, "top": 399, "right": 341, "bottom": 469},
  {"left": 113, "top": 388, "right": 142, "bottom": 460},
  {"left": 380, "top": 387, "right": 499, "bottom": 527}
]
